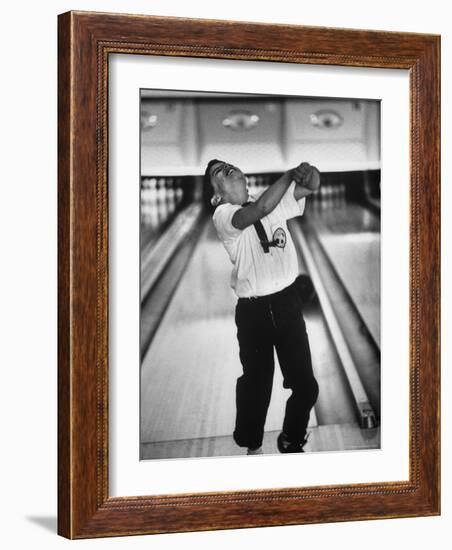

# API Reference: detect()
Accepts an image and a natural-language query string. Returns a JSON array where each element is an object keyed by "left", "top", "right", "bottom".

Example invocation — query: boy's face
[{"left": 210, "top": 161, "right": 248, "bottom": 204}]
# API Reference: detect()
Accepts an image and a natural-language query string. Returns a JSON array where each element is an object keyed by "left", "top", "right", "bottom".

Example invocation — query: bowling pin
[
  {"left": 167, "top": 179, "right": 176, "bottom": 214},
  {"left": 176, "top": 181, "right": 183, "bottom": 203},
  {"left": 311, "top": 189, "right": 319, "bottom": 213},
  {"left": 331, "top": 184, "right": 338, "bottom": 207},
  {"left": 157, "top": 178, "right": 166, "bottom": 203},
  {"left": 319, "top": 186, "right": 325, "bottom": 211},
  {"left": 148, "top": 178, "right": 157, "bottom": 205}
]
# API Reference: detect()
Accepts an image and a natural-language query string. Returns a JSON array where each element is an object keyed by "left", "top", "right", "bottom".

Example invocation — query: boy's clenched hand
[{"left": 291, "top": 162, "right": 321, "bottom": 192}]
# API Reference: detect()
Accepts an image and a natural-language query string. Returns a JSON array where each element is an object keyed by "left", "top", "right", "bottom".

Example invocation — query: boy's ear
[{"left": 211, "top": 195, "right": 222, "bottom": 207}]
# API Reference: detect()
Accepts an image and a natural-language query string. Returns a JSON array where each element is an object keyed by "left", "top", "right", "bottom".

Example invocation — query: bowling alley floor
[
  {"left": 304, "top": 202, "right": 380, "bottom": 348},
  {"left": 141, "top": 424, "right": 380, "bottom": 460},
  {"left": 140, "top": 209, "right": 380, "bottom": 461}
]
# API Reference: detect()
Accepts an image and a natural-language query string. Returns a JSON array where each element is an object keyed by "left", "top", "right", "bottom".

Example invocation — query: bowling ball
[{"left": 294, "top": 274, "right": 316, "bottom": 305}]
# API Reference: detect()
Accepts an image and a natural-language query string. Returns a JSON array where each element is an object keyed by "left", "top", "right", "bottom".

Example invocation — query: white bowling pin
[
  {"left": 156, "top": 178, "right": 165, "bottom": 203},
  {"left": 176, "top": 184, "right": 183, "bottom": 203},
  {"left": 148, "top": 178, "right": 157, "bottom": 204}
]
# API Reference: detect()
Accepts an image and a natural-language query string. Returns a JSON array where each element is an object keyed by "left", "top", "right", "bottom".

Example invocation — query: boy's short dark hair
[
  {"left": 203, "top": 159, "right": 225, "bottom": 209},
  {"left": 204, "top": 158, "right": 224, "bottom": 187}
]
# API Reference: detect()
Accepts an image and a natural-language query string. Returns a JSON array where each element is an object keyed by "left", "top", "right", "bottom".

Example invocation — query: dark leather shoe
[{"left": 277, "top": 431, "right": 309, "bottom": 453}]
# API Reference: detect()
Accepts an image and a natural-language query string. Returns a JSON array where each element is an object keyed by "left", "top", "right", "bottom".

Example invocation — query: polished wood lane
[
  {"left": 141, "top": 217, "right": 366, "bottom": 455},
  {"left": 306, "top": 203, "right": 380, "bottom": 348},
  {"left": 141, "top": 222, "right": 314, "bottom": 445},
  {"left": 141, "top": 423, "right": 380, "bottom": 459}
]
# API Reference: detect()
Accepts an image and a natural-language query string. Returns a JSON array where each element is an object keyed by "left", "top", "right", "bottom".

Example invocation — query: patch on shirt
[{"left": 272, "top": 227, "right": 287, "bottom": 249}]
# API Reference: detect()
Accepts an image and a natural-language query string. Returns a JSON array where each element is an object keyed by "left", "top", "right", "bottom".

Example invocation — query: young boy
[{"left": 206, "top": 159, "right": 320, "bottom": 455}]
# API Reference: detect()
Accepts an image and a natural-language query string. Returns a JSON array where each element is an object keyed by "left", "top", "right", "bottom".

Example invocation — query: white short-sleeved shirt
[{"left": 213, "top": 182, "right": 306, "bottom": 298}]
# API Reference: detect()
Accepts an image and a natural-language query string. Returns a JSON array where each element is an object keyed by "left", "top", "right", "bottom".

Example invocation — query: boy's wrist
[
  {"left": 304, "top": 167, "right": 321, "bottom": 191},
  {"left": 282, "top": 170, "right": 295, "bottom": 185}
]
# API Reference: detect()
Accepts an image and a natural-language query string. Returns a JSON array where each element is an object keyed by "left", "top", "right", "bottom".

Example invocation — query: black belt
[
  {"left": 238, "top": 279, "right": 296, "bottom": 302},
  {"left": 238, "top": 275, "right": 316, "bottom": 305}
]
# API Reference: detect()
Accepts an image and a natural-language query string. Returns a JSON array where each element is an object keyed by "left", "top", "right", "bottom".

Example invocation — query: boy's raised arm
[
  {"left": 231, "top": 171, "right": 292, "bottom": 230},
  {"left": 232, "top": 163, "right": 315, "bottom": 230}
]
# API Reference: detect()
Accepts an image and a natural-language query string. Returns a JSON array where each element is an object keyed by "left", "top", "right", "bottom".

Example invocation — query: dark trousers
[{"left": 233, "top": 281, "right": 319, "bottom": 449}]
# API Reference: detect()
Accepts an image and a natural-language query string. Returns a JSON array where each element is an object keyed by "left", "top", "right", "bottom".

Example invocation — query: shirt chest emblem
[{"left": 272, "top": 227, "right": 287, "bottom": 249}]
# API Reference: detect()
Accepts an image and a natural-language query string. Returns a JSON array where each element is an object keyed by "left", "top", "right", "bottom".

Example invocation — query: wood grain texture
[
  {"left": 57, "top": 10, "right": 440, "bottom": 539},
  {"left": 57, "top": 10, "right": 72, "bottom": 539}
]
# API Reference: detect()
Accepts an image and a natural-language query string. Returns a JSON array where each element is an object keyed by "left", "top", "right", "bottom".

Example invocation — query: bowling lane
[
  {"left": 141, "top": 221, "right": 239, "bottom": 444},
  {"left": 141, "top": 222, "right": 239, "bottom": 444},
  {"left": 141, "top": 220, "right": 359, "bottom": 450},
  {"left": 141, "top": 221, "right": 307, "bottom": 444},
  {"left": 305, "top": 202, "right": 380, "bottom": 348},
  {"left": 302, "top": 308, "right": 357, "bottom": 426}
]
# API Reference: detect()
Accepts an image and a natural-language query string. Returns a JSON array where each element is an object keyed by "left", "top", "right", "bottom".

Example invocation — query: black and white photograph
[{"left": 139, "top": 90, "right": 381, "bottom": 460}]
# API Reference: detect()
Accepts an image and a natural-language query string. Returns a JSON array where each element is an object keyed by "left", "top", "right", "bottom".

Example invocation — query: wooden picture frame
[{"left": 58, "top": 11, "right": 440, "bottom": 539}]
